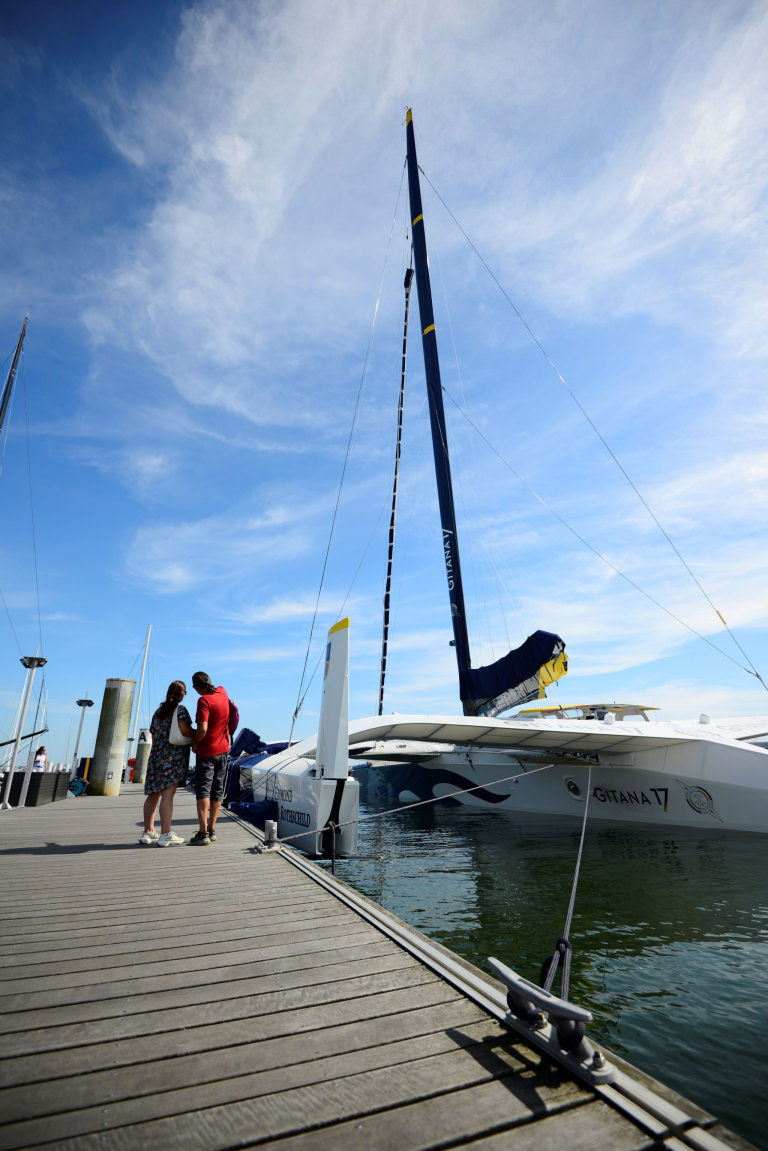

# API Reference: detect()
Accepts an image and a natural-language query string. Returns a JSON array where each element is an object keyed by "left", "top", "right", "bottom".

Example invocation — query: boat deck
[{"left": 0, "top": 786, "right": 755, "bottom": 1150}]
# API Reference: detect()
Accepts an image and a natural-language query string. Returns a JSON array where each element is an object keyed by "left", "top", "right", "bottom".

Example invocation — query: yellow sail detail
[{"left": 537, "top": 652, "right": 568, "bottom": 698}]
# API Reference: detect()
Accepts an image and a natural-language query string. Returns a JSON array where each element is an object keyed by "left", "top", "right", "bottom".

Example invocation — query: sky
[{"left": 1, "top": 0, "right": 768, "bottom": 766}]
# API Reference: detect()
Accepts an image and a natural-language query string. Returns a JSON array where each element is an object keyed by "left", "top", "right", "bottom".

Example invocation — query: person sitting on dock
[
  {"left": 190, "top": 670, "right": 230, "bottom": 846},
  {"left": 139, "top": 681, "right": 193, "bottom": 847}
]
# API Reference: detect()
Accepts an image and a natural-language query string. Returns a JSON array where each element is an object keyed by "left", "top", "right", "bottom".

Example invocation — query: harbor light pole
[
  {"left": 71, "top": 698, "right": 94, "bottom": 779},
  {"left": 0, "top": 655, "right": 48, "bottom": 811}
]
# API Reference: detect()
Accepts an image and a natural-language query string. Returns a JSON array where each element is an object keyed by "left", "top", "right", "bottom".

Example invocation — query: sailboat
[{"left": 342, "top": 110, "right": 768, "bottom": 834}]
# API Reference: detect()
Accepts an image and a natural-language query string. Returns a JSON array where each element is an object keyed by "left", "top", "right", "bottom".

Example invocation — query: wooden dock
[{"left": 0, "top": 786, "right": 755, "bottom": 1150}]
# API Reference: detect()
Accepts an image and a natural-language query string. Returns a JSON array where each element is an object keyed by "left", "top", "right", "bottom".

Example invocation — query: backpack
[{"left": 228, "top": 698, "right": 240, "bottom": 738}]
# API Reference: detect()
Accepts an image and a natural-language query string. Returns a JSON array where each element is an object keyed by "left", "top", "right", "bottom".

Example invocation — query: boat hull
[
  {"left": 357, "top": 742, "right": 768, "bottom": 833},
  {"left": 233, "top": 758, "right": 359, "bottom": 857}
]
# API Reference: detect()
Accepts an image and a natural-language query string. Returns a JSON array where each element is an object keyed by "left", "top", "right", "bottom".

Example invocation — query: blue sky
[{"left": 2, "top": 0, "right": 768, "bottom": 765}]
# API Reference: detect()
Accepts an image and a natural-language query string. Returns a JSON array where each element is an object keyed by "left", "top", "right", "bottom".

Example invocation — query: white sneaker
[
  {"left": 156, "top": 832, "right": 184, "bottom": 847},
  {"left": 138, "top": 830, "right": 160, "bottom": 845}
]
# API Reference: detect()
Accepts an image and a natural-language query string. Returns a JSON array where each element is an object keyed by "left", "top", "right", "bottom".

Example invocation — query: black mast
[
  {"left": 0, "top": 315, "right": 28, "bottom": 439},
  {"left": 406, "top": 109, "right": 474, "bottom": 713}
]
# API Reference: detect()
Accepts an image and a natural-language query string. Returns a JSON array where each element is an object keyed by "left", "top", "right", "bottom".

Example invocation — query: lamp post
[
  {"left": 1, "top": 655, "right": 48, "bottom": 811},
  {"left": 71, "top": 698, "right": 94, "bottom": 780}
]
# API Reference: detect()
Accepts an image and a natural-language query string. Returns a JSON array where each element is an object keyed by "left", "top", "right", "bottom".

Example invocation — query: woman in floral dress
[{"left": 139, "top": 680, "right": 194, "bottom": 846}]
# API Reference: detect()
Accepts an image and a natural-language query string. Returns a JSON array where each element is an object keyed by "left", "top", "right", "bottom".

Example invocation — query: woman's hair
[{"left": 155, "top": 680, "right": 187, "bottom": 721}]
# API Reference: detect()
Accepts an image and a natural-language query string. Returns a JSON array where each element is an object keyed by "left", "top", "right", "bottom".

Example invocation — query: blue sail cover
[{"left": 458, "top": 630, "right": 567, "bottom": 718}]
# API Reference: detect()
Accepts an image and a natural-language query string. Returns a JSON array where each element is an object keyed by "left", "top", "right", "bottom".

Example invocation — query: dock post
[
  {"left": 88, "top": 678, "right": 136, "bottom": 797},
  {"left": 133, "top": 728, "right": 152, "bottom": 785}
]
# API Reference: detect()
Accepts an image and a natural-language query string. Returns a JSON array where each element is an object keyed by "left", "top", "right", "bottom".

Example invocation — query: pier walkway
[{"left": 0, "top": 787, "right": 754, "bottom": 1150}]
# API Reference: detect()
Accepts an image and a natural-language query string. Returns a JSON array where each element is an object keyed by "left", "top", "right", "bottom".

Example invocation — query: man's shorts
[{"left": 195, "top": 754, "right": 228, "bottom": 802}]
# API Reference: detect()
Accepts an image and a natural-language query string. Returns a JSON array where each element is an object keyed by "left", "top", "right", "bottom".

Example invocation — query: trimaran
[{"left": 232, "top": 111, "right": 768, "bottom": 842}]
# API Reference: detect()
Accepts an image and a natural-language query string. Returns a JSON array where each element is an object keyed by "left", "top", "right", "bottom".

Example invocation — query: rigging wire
[
  {"left": 289, "top": 160, "right": 408, "bottom": 739},
  {"left": 434, "top": 250, "right": 498, "bottom": 662},
  {"left": 0, "top": 587, "right": 23, "bottom": 657},
  {"left": 22, "top": 358, "right": 44, "bottom": 656},
  {"left": 297, "top": 491, "right": 393, "bottom": 713},
  {"left": 419, "top": 167, "right": 767, "bottom": 693},
  {"left": 541, "top": 764, "right": 592, "bottom": 1001},
  {"left": 442, "top": 385, "right": 760, "bottom": 680},
  {"left": 271, "top": 760, "right": 556, "bottom": 845}
]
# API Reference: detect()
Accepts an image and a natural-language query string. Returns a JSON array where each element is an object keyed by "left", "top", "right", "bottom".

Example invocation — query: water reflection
[{"left": 327, "top": 804, "right": 768, "bottom": 1150}]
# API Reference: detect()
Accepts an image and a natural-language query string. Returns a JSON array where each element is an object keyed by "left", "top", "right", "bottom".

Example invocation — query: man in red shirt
[{"left": 190, "top": 670, "right": 230, "bottom": 845}]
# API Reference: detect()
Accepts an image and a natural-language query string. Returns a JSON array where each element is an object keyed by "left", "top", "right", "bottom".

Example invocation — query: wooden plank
[
  {"left": 0, "top": 939, "right": 405, "bottom": 1032},
  {"left": 0, "top": 1013, "right": 498, "bottom": 1146},
  {"left": 0, "top": 916, "right": 373, "bottom": 996},
  {"left": 0, "top": 954, "right": 432, "bottom": 1061},
  {"left": 0, "top": 909, "right": 367, "bottom": 982},
  {"left": 0, "top": 979, "right": 461, "bottom": 1085},
  {"left": 258, "top": 1093, "right": 651, "bottom": 1151},
  {"left": 7, "top": 1044, "right": 591, "bottom": 1150}
]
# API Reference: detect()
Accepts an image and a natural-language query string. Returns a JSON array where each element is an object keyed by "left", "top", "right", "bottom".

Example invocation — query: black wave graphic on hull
[{"left": 376, "top": 763, "right": 512, "bottom": 806}]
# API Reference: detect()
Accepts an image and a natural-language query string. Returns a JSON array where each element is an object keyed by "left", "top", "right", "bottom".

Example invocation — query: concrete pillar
[
  {"left": 89, "top": 678, "right": 136, "bottom": 796},
  {"left": 133, "top": 728, "right": 152, "bottom": 785}
]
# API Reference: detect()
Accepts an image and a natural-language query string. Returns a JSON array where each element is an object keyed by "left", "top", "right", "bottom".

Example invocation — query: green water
[{"left": 325, "top": 803, "right": 768, "bottom": 1150}]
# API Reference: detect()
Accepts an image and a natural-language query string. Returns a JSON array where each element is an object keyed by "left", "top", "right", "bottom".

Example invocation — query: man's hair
[{"left": 192, "top": 670, "right": 216, "bottom": 694}]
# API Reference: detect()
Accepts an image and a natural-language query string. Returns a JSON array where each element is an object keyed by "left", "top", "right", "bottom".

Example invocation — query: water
[{"left": 323, "top": 802, "right": 768, "bottom": 1150}]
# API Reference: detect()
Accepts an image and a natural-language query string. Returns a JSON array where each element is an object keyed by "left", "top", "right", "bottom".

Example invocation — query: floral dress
[{"left": 144, "top": 705, "right": 192, "bottom": 795}]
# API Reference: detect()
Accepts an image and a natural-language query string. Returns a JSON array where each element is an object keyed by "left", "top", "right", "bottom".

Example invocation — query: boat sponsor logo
[
  {"left": 592, "top": 785, "right": 669, "bottom": 811},
  {"left": 678, "top": 781, "right": 722, "bottom": 822},
  {"left": 272, "top": 786, "right": 293, "bottom": 803},
  {"left": 443, "top": 528, "right": 455, "bottom": 590},
  {"left": 280, "top": 804, "right": 311, "bottom": 827}
]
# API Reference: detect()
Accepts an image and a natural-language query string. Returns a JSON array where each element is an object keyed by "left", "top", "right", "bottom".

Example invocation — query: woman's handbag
[{"left": 169, "top": 706, "right": 193, "bottom": 746}]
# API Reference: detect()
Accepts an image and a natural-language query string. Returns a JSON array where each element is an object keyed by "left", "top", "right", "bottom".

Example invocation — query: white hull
[
  {"left": 348, "top": 713, "right": 768, "bottom": 834},
  {"left": 249, "top": 762, "right": 359, "bottom": 857}
]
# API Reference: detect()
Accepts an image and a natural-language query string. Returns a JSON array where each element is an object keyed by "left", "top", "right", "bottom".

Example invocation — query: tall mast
[
  {"left": 0, "top": 315, "right": 29, "bottom": 440},
  {"left": 405, "top": 109, "right": 473, "bottom": 711}
]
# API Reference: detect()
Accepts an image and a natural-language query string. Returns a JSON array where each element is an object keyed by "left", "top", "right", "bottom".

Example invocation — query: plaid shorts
[{"left": 195, "top": 754, "right": 228, "bottom": 802}]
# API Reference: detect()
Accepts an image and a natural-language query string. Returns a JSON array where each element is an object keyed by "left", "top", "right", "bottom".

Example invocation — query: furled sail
[{"left": 458, "top": 630, "right": 567, "bottom": 718}]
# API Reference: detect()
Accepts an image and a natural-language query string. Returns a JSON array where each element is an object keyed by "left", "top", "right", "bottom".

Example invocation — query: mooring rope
[{"left": 540, "top": 763, "right": 592, "bottom": 1001}]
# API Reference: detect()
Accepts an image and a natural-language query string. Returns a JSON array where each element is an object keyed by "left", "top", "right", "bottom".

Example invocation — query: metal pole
[
  {"left": 126, "top": 624, "right": 151, "bottom": 779},
  {"left": 71, "top": 698, "right": 94, "bottom": 777},
  {"left": 0, "top": 664, "right": 30, "bottom": 771},
  {"left": 1, "top": 656, "right": 47, "bottom": 810}
]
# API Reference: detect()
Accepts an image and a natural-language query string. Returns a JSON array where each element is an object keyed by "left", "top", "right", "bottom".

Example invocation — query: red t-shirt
[{"left": 195, "top": 686, "right": 230, "bottom": 757}]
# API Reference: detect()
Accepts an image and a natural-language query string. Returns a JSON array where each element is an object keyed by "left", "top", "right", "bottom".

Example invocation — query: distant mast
[
  {"left": 0, "top": 315, "right": 29, "bottom": 442},
  {"left": 405, "top": 109, "right": 474, "bottom": 713}
]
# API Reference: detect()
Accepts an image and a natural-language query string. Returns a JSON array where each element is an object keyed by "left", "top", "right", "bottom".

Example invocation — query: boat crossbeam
[{"left": 488, "top": 956, "right": 615, "bottom": 1085}]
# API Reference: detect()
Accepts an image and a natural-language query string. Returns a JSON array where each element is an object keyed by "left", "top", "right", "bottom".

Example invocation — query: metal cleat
[{"left": 488, "top": 956, "right": 616, "bottom": 1085}]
